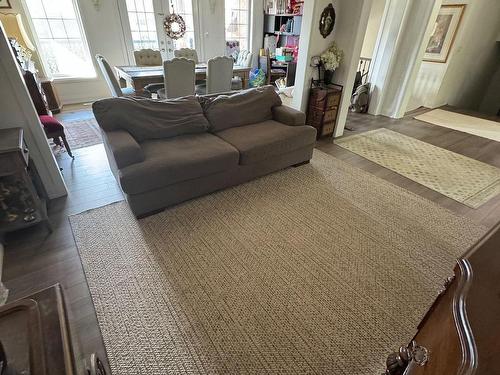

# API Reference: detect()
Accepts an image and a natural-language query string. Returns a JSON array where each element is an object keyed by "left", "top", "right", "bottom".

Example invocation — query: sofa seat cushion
[
  {"left": 119, "top": 133, "right": 239, "bottom": 194},
  {"left": 215, "top": 120, "right": 317, "bottom": 165}
]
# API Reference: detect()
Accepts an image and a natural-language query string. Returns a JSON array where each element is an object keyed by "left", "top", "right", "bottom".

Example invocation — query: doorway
[
  {"left": 117, "top": 0, "right": 199, "bottom": 64},
  {"left": 345, "top": 0, "right": 386, "bottom": 130}
]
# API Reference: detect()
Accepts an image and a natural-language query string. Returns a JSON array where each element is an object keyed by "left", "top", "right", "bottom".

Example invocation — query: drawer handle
[
  {"left": 87, "top": 353, "right": 107, "bottom": 375},
  {"left": 384, "top": 340, "right": 429, "bottom": 375}
]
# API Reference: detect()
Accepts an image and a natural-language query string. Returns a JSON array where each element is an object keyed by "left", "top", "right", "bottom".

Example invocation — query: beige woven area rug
[
  {"left": 70, "top": 150, "right": 486, "bottom": 374},
  {"left": 415, "top": 108, "right": 500, "bottom": 142},
  {"left": 336, "top": 128, "right": 500, "bottom": 208}
]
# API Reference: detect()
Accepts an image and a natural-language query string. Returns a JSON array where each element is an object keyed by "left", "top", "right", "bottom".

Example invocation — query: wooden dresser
[
  {"left": 383, "top": 222, "right": 500, "bottom": 375},
  {"left": 306, "top": 85, "right": 343, "bottom": 139}
]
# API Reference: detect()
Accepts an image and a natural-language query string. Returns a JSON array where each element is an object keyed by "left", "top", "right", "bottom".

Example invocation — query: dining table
[{"left": 115, "top": 63, "right": 252, "bottom": 92}]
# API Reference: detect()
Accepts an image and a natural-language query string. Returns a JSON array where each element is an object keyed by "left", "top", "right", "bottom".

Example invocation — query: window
[
  {"left": 225, "top": 0, "right": 250, "bottom": 51},
  {"left": 24, "top": 0, "right": 95, "bottom": 78},
  {"left": 125, "top": 0, "right": 159, "bottom": 51},
  {"left": 171, "top": 0, "right": 195, "bottom": 50}
]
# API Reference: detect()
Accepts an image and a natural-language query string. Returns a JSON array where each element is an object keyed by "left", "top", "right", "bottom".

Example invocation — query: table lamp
[{"left": 0, "top": 13, "right": 35, "bottom": 51}]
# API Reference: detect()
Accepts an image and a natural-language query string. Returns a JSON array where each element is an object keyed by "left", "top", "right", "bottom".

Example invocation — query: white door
[{"left": 118, "top": 0, "right": 175, "bottom": 64}]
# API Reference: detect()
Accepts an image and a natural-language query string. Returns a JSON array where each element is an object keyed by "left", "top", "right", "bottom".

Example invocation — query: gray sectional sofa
[{"left": 93, "top": 86, "right": 316, "bottom": 217}]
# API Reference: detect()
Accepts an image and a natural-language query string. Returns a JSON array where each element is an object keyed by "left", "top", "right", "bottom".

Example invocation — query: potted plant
[{"left": 320, "top": 41, "right": 343, "bottom": 84}]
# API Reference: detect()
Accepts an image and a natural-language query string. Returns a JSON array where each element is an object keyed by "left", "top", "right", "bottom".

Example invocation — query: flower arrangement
[{"left": 320, "top": 41, "right": 344, "bottom": 71}]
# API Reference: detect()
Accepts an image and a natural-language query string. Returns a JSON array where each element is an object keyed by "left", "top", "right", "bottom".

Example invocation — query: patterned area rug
[
  {"left": 62, "top": 118, "right": 102, "bottom": 150},
  {"left": 70, "top": 150, "right": 485, "bottom": 374},
  {"left": 335, "top": 128, "right": 500, "bottom": 208}
]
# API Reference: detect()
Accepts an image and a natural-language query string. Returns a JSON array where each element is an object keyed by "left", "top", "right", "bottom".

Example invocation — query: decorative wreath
[{"left": 163, "top": 13, "right": 186, "bottom": 40}]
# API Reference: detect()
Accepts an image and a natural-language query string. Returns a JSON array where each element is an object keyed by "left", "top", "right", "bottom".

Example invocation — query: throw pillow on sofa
[
  {"left": 202, "top": 85, "right": 282, "bottom": 132},
  {"left": 93, "top": 96, "right": 209, "bottom": 142}
]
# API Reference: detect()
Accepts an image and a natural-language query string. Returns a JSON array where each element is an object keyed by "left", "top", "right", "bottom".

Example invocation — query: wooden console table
[{"left": 383, "top": 222, "right": 500, "bottom": 374}]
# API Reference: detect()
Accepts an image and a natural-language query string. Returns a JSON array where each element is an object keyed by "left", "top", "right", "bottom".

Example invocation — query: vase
[{"left": 324, "top": 69, "right": 335, "bottom": 85}]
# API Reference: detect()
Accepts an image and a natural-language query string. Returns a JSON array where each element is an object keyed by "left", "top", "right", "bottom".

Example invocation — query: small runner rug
[
  {"left": 70, "top": 150, "right": 485, "bottom": 374},
  {"left": 335, "top": 128, "right": 500, "bottom": 208},
  {"left": 415, "top": 108, "right": 500, "bottom": 142}
]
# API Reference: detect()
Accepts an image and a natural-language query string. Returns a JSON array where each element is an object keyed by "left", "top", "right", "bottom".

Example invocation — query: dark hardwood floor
[
  {"left": 2, "top": 106, "right": 500, "bottom": 372},
  {"left": 318, "top": 108, "right": 500, "bottom": 228}
]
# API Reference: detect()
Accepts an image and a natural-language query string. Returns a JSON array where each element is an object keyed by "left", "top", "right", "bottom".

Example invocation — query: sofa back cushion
[
  {"left": 93, "top": 96, "right": 209, "bottom": 142},
  {"left": 202, "top": 85, "right": 282, "bottom": 132}
]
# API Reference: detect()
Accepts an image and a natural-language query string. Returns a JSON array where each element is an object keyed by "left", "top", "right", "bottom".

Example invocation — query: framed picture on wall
[
  {"left": 0, "top": 0, "right": 12, "bottom": 9},
  {"left": 423, "top": 4, "right": 465, "bottom": 63}
]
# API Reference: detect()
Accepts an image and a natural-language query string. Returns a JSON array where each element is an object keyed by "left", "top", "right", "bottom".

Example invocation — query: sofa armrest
[
  {"left": 272, "top": 105, "right": 306, "bottom": 126},
  {"left": 103, "top": 130, "right": 144, "bottom": 169}
]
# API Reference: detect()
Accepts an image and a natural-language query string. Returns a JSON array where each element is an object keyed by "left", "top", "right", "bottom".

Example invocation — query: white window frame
[
  {"left": 22, "top": 0, "right": 96, "bottom": 80},
  {"left": 224, "top": 0, "right": 251, "bottom": 52},
  {"left": 118, "top": 0, "right": 201, "bottom": 64},
  {"left": 123, "top": 0, "right": 161, "bottom": 52},
  {"left": 170, "top": 0, "right": 197, "bottom": 52}
]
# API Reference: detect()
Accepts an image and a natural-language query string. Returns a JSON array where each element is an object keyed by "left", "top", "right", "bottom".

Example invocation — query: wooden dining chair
[{"left": 157, "top": 57, "right": 196, "bottom": 99}]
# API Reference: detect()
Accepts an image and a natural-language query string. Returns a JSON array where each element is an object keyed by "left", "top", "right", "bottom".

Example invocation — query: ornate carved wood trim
[
  {"left": 383, "top": 223, "right": 500, "bottom": 374},
  {"left": 453, "top": 258, "right": 478, "bottom": 375}
]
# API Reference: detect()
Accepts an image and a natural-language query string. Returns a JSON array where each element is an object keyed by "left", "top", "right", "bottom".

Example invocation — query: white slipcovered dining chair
[
  {"left": 231, "top": 50, "right": 253, "bottom": 90},
  {"left": 196, "top": 56, "right": 233, "bottom": 95},
  {"left": 134, "top": 49, "right": 162, "bottom": 66},
  {"left": 236, "top": 49, "right": 253, "bottom": 67},
  {"left": 174, "top": 48, "right": 199, "bottom": 63},
  {"left": 157, "top": 57, "right": 195, "bottom": 99},
  {"left": 95, "top": 54, "right": 135, "bottom": 97}
]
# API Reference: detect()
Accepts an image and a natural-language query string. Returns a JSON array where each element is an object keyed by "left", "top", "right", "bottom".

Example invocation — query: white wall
[
  {"left": 479, "top": 56, "right": 500, "bottom": 115},
  {"left": 197, "top": 0, "right": 226, "bottom": 61},
  {"left": 406, "top": 57, "right": 447, "bottom": 110},
  {"left": 368, "top": 0, "right": 440, "bottom": 118},
  {"left": 292, "top": 0, "right": 335, "bottom": 112},
  {"left": 360, "top": 0, "right": 385, "bottom": 59},
  {"left": 330, "top": 0, "right": 372, "bottom": 137},
  {"left": 0, "top": 24, "right": 67, "bottom": 199},
  {"left": 408, "top": 0, "right": 500, "bottom": 114},
  {"left": 198, "top": 0, "right": 261, "bottom": 65},
  {"left": 292, "top": 0, "right": 372, "bottom": 138},
  {"left": 250, "top": 0, "right": 264, "bottom": 68}
]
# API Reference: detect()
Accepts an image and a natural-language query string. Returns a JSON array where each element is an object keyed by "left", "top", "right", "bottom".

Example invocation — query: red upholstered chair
[
  {"left": 39, "top": 115, "right": 74, "bottom": 158},
  {"left": 22, "top": 70, "right": 74, "bottom": 158}
]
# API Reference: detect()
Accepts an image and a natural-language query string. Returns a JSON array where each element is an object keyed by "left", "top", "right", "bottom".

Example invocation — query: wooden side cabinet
[
  {"left": 0, "top": 284, "right": 109, "bottom": 375},
  {"left": 0, "top": 128, "right": 51, "bottom": 239},
  {"left": 306, "top": 85, "right": 343, "bottom": 139}
]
